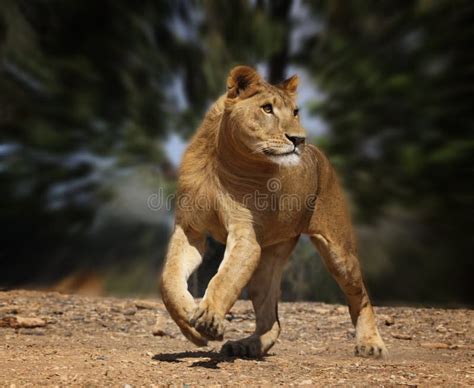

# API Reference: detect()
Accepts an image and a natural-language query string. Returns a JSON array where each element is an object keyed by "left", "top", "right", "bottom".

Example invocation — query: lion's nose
[{"left": 285, "top": 134, "right": 306, "bottom": 146}]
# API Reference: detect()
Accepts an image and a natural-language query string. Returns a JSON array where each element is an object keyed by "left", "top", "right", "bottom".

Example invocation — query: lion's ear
[
  {"left": 279, "top": 74, "right": 299, "bottom": 95},
  {"left": 227, "top": 65, "right": 261, "bottom": 98}
]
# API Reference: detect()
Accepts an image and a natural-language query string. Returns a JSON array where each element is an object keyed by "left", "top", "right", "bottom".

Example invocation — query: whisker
[{"left": 252, "top": 143, "right": 269, "bottom": 154}]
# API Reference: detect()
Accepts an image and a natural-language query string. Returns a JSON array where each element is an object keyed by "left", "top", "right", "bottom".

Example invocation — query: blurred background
[{"left": 0, "top": 0, "right": 472, "bottom": 306}]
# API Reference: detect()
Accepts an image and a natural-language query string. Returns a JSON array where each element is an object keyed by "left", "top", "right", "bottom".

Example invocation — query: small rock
[
  {"left": 391, "top": 332, "right": 413, "bottom": 340},
  {"left": 335, "top": 306, "right": 346, "bottom": 314},
  {"left": 152, "top": 315, "right": 167, "bottom": 336},
  {"left": 113, "top": 303, "right": 137, "bottom": 316},
  {"left": 314, "top": 307, "right": 329, "bottom": 315},
  {"left": 421, "top": 342, "right": 450, "bottom": 349},
  {"left": 134, "top": 300, "right": 158, "bottom": 310},
  {"left": 119, "top": 324, "right": 131, "bottom": 332},
  {"left": 123, "top": 307, "right": 137, "bottom": 316},
  {"left": 0, "top": 316, "right": 46, "bottom": 329},
  {"left": 436, "top": 324, "right": 447, "bottom": 333},
  {"left": 383, "top": 315, "right": 395, "bottom": 326},
  {"left": 152, "top": 327, "right": 166, "bottom": 336}
]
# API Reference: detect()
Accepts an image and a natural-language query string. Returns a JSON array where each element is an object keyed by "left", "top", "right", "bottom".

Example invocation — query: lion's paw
[
  {"left": 190, "top": 304, "right": 225, "bottom": 341},
  {"left": 355, "top": 336, "right": 388, "bottom": 359},
  {"left": 221, "top": 337, "right": 264, "bottom": 359}
]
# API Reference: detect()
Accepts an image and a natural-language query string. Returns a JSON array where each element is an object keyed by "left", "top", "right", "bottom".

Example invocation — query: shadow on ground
[{"left": 152, "top": 350, "right": 268, "bottom": 369}]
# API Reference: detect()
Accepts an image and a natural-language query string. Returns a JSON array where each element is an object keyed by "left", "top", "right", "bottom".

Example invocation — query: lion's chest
[
  {"left": 176, "top": 186, "right": 228, "bottom": 243},
  {"left": 247, "top": 184, "right": 316, "bottom": 245},
  {"left": 177, "top": 162, "right": 318, "bottom": 246}
]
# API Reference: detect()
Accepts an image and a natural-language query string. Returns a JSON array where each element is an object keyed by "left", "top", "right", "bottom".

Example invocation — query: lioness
[{"left": 160, "top": 66, "right": 387, "bottom": 359}]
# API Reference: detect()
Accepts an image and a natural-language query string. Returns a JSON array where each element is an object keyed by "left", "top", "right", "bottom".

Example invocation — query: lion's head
[{"left": 222, "top": 66, "right": 306, "bottom": 166}]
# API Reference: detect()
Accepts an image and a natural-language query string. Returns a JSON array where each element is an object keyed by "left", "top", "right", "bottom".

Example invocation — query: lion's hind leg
[
  {"left": 160, "top": 225, "right": 208, "bottom": 346},
  {"left": 307, "top": 156, "right": 387, "bottom": 358},
  {"left": 221, "top": 237, "right": 298, "bottom": 358},
  {"left": 310, "top": 234, "right": 388, "bottom": 358}
]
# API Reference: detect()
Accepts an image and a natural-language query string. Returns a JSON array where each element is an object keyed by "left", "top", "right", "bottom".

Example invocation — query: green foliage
[
  {"left": 0, "top": 1, "right": 179, "bottom": 285},
  {"left": 0, "top": 0, "right": 471, "bottom": 305},
  {"left": 298, "top": 0, "right": 473, "bottom": 304}
]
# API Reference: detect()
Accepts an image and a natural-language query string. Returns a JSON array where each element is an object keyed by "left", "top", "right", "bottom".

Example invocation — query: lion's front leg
[
  {"left": 190, "top": 224, "right": 261, "bottom": 341},
  {"left": 221, "top": 237, "right": 298, "bottom": 358},
  {"left": 160, "top": 225, "right": 208, "bottom": 346}
]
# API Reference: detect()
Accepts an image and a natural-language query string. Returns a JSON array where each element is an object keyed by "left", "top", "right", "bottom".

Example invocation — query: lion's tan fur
[{"left": 160, "top": 66, "right": 387, "bottom": 358}]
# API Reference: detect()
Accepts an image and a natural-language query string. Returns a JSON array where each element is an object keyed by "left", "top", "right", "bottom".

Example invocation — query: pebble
[
  {"left": 384, "top": 316, "right": 395, "bottom": 326},
  {"left": 421, "top": 342, "right": 450, "bottom": 349},
  {"left": 134, "top": 300, "right": 158, "bottom": 310},
  {"left": 123, "top": 307, "right": 137, "bottom": 316},
  {"left": 436, "top": 324, "right": 447, "bottom": 333},
  {"left": 152, "top": 315, "right": 167, "bottom": 336},
  {"left": 391, "top": 332, "right": 413, "bottom": 340},
  {"left": 0, "top": 316, "right": 46, "bottom": 329}
]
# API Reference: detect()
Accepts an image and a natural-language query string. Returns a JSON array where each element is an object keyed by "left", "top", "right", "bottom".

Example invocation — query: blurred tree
[
  {"left": 0, "top": 0, "right": 471, "bottom": 305},
  {"left": 298, "top": 0, "right": 474, "bottom": 304},
  {"left": 175, "top": 0, "right": 293, "bottom": 134},
  {"left": 0, "top": 0, "right": 293, "bottom": 290},
  {"left": 0, "top": 0, "right": 185, "bottom": 286}
]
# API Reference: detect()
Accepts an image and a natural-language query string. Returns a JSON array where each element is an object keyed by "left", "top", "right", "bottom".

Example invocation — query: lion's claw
[
  {"left": 221, "top": 338, "right": 263, "bottom": 359},
  {"left": 355, "top": 340, "right": 387, "bottom": 359},
  {"left": 190, "top": 305, "right": 225, "bottom": 341}
]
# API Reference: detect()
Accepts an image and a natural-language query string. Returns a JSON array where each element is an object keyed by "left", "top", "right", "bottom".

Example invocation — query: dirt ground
[{"left": 0, "top": 290, "right": 472, "bottom": 386}]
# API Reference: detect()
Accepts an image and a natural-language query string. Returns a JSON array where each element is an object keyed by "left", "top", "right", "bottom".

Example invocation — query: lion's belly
[
  {"left": 199, "top": 213, "right": 308, "bottom": 248},
  {"left": 180, "top": 194, "right": 312, "bottom": 247}
]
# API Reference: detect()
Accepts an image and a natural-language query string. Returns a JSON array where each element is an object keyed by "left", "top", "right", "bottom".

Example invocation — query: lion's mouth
[
  {"left": 263, "top": 148, "right": 301, "bottom": 167},
  {"left": 263, "top": 148, "right": 299, "bottom": 157}
]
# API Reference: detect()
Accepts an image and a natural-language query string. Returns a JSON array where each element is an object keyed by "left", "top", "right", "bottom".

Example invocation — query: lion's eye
[
  {"left": 262, "top": 104, "right": 273, "bottom": 114},
  {"left": 293, "top": 108, "right": 299, "bottom": 117}
]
